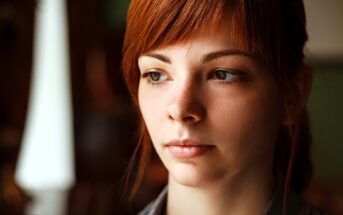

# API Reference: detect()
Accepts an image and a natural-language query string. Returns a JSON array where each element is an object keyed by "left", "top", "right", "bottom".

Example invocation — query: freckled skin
[{"left": 137, "top": 24, "right": 284, "bottom": 188}]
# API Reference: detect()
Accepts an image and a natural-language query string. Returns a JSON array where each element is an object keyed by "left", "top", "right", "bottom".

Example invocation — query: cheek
[
  {"left": 210, "top": 85, "right": 283, "bottom": 161},
  {"left": 138, "top": 87, "right": 167, "bottom": 142}
]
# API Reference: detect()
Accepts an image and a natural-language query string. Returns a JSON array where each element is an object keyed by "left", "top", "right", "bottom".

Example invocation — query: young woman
[{"left": 122, "top": 0, "right": 326, "bottom": 214}]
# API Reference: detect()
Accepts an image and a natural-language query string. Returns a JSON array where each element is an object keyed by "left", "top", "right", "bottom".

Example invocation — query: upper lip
[{"left": 165, "top": 138, "right": 212, "bottom": 146}]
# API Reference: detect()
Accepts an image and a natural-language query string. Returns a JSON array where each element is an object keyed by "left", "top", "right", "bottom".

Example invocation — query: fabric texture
[{"left": 138, "top": 174, "right": 327, "bottom": 215}]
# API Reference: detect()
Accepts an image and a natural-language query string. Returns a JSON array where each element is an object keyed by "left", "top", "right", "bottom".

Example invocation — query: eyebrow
[
  {"left": 145, "top": 53, "right": 172, "bottom": 64},
  {"left": 202, "top": 49, "right": 256, "bottom": 63},
  {"left": 144, "top": 49, "right": 255, "bottom": 64}
]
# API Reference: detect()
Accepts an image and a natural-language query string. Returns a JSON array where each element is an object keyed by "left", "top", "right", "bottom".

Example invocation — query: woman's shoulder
[
  {"left": 137, "top": 187, "right": 168, "bottom": 215},
  {"left": 266, "top": 171, "right": 328, "bottom": 215},
  {"left": 137, "top": 186, "right": 328, "bottom": 215},
  {"left": 286, "top": 190, "right": 328, "bottom": 215}
]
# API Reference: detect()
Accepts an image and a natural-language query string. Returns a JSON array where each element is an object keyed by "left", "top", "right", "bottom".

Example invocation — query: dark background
[{"left": 0, "top": 0, "right": 342, "bottom": 214}]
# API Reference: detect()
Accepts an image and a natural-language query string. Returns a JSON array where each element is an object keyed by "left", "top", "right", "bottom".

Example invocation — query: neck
[{"left": 166, "top": 164, "right": 276, "bottom": 215}]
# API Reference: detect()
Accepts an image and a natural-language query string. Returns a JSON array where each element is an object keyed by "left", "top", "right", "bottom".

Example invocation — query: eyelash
[
  {"left": 141, "top": 70, "right": 167, "bottom": 86},
  {"left": 208, "top": 68, "right": 243, "bottom": 84},
  {"left": 141, "top": 68, "right": 245, "bottom": 86}
]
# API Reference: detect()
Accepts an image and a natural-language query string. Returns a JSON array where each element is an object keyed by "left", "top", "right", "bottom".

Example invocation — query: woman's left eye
[{"left": 209, "top": 69, "right": 237, "bottom": 81}]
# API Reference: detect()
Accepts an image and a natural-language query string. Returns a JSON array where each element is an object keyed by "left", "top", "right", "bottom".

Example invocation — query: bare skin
[{"left": 137, "top": 21, "right": 297, "bottom": 215}]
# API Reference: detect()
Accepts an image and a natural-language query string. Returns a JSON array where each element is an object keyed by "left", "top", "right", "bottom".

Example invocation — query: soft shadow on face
[{"left": 137, "top": 23, "right": 284, "bottom": 187}]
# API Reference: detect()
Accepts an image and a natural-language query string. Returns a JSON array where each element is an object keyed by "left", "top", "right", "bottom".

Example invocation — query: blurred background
[{"left": 0, "top": 0, "right": 342, "bottom": 214}]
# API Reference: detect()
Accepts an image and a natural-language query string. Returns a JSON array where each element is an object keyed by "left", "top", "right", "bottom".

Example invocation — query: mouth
[{"left": 164, "top": 139, "right": 214, "bottom": 158}]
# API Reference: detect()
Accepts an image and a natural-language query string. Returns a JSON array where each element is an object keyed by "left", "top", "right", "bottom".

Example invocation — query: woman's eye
[
  {"left": 209, "top": 69, "right": 237, "bottom": 81},
  {"left": 142, "top": 71, "right": 167, "bottom": 83}
]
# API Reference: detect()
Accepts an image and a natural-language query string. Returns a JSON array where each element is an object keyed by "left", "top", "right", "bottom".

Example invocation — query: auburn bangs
[{"left": 123, "top": 0, "right": 307, "bottom": 101}]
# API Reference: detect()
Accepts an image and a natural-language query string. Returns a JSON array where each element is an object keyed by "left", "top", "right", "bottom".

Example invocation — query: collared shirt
[{"left": 138, "top": 180, "right": 327, "bottom": 215}]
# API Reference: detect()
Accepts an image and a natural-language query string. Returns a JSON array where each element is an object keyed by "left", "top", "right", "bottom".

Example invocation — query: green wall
[{"left": 308, "top": 63, "right": 343, "bottom": 182}]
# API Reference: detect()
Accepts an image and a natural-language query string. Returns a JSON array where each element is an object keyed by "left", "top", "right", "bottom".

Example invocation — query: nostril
[
  {"left": 168, "top": 114, "right": 174, "bottom": 120},
  {"left": 183, "top": 115, "right": 195, "bottom": 122},
  {"left": 167, "top": 103, "right": 205, "bottom": 123}
]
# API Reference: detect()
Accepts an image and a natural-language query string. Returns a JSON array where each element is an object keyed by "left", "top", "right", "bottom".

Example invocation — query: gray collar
[{"left": 138, "top": 175, "right": 325, "bottom": 215}]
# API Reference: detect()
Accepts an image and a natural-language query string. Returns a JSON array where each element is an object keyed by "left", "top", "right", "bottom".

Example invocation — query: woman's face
[{"left": 137, "top": 24, "right": 284, "bottom": 187}]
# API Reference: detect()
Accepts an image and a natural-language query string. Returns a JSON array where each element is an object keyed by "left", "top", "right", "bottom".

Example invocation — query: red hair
[{"left": 122, "top": 0, "right": 312, "bottom": 211}]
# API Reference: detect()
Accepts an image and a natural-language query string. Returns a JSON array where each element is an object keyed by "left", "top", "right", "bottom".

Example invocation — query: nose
[{"left": 167, "top": 79, "right": 206, "bottom": 124}]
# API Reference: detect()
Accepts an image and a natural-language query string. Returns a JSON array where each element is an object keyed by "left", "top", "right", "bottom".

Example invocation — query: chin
[{"left": 168, "top": 162, "right": 217, "bottom": 187}]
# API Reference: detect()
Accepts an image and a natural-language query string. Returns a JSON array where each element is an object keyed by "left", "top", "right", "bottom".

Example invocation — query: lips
[{"left": 164, "top": 139, "right": 214, "bottom": 158}]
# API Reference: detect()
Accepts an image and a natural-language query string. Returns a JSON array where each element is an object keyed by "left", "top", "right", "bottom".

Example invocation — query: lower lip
[{"left": 165, "top": 145, "right": 214, "bottom": 158}]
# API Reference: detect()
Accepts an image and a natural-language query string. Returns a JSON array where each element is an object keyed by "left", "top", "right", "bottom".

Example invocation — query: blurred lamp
[{"left": 15, "top": 0, "right": 74, "bottom": 214}]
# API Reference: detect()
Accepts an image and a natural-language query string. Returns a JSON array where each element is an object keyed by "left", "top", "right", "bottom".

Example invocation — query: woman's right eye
[{"left": 141, "top": 71, "right": 167, "bottom": 84}]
